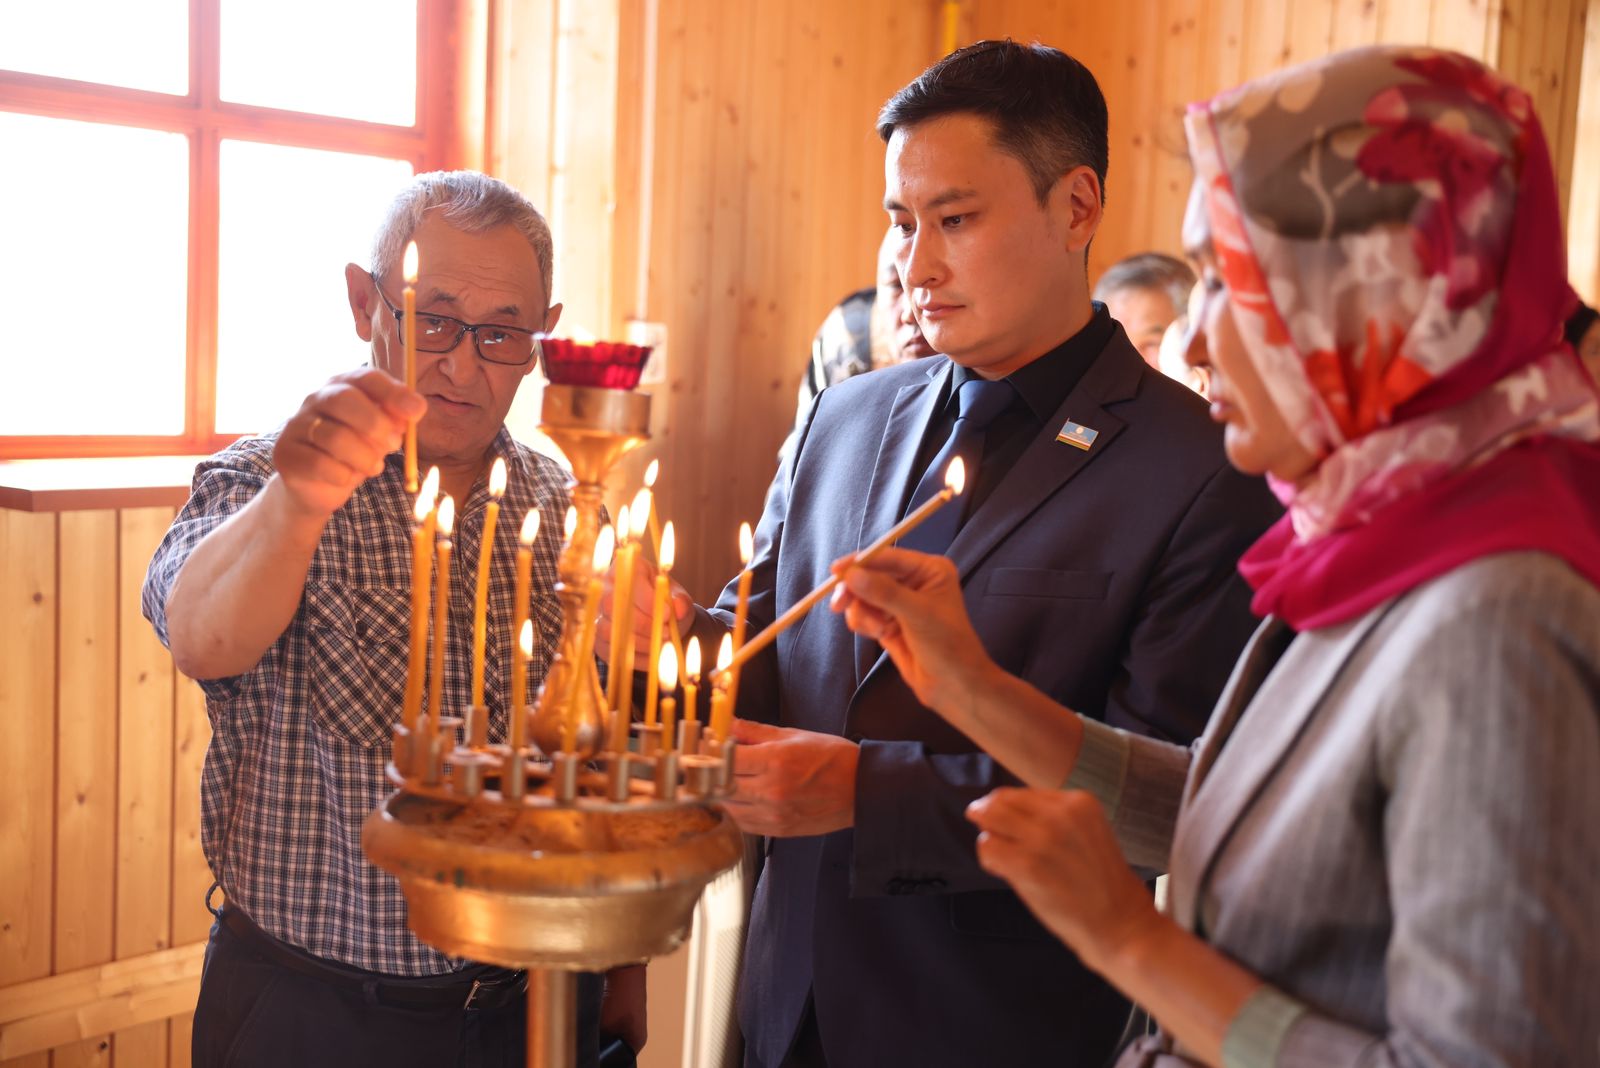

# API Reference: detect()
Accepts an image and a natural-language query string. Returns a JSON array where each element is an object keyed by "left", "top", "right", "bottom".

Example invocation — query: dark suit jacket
[{"left": 699, "top": 328, "right": 1280, "bottom": 1068}]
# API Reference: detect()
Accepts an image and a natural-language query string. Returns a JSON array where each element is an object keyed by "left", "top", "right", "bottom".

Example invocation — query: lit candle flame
[
  {"left": 658, "top": 642, "right": 679, "bottom": 690},
  {"left": 660, "top": 521, "right": 675, "bottom": 571},
  {"left": 519, "top": 617, "right": 534, "bottom": 658},
  {"left": 685, "top": 635, "right": 702, "bottom": 682},
  {"left": 630, "top": 488, "right": 652, "bottom": 538},
  {"left": 436, "top": 495, "right": 456, "bottom": 537},
  {"left": 413, "top": 485, "right": 433, "bottom": 524},
  {"left": 644, "top": 459, "right": 659, "bottom": 488},
  {"left": 563, "top": 506, "right": 577, "bottom": 544},
  {"left": 945, "top": 456, "right": 966, "bottom": 496},
  {"left": 739, "top": 521, "right": 753, "bottom": 566},
  {"left": 716, "top": 632, "right": 733, "bottom": 674},
  {"left": 403, "top": 241, "right": 419, "bottom": 284},
  {"left": 616, "top": 504, "right": 630, "bottom": 544},
  {"left": 488, "top": 456, "right": 507, "bottom": 498},
  {"left": 519, "top": 508, "right": 540, "bottom": 546},
  {"left": 593, "top": 524, "right": 616, "bottom": 572}
]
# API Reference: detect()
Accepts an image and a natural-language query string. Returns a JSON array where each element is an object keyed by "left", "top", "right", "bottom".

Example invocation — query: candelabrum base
[{"left": 362, "top": 786, "right": 743, "bottom": 971}]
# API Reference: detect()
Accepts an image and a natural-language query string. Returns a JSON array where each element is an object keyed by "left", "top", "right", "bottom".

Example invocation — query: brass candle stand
[{"left": 365, "top": 382, "right": 743, "bottom": 1068}]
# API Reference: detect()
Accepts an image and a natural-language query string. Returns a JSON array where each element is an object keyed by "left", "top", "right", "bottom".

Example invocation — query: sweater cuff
[
  {"left": 1061, "top": 716, "right": 1130, "bottom": 821},
  {"left": 1221, "top": 985, "right": 1307, "bottom": 1068}
]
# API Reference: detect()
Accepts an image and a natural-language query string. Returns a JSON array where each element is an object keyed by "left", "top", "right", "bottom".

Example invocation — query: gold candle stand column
[{"left": 527, "top": 384, "right": 652, "bottom": 758}]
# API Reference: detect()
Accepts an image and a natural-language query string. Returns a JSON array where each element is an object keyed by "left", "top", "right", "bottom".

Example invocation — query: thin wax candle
[
  {"left": 402, "top": 241, "right": 419, "bottom": 494},
  {"left": 470, "top": 457, "right": 507, "bottom": 709},
  {"left": 683, "top": 636, "right": 701, "bottom": 746},
  {"left": 643, "top": 521, "right": 675, "bottom": 726},
  {"left": 726, "top": 521, "right": 754, "bottom": 721},
  {"left": 509, "top": 508, "right": 539, "bottom": 752},
  {"left": 658, "top": 643, "right": 679, "bottom": 755},
  {"left": 428, "top": 495, "right": 456, "bottom": 737},
  {"left": 402, "top": 467, "right": 440, "bottom": 735},
  {"left": 605, "top": 504, "right": 635, "bottom": 711}
]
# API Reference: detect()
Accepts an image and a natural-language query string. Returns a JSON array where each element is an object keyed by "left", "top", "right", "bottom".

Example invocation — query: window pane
[
  {"left": 216, "top": 141, "right": 413, "bottom": 434},
  {"left": 0, "top": 114, "right": 188, "bottom": 436},
  {"left": 220, "top": 0, "right": 416, "bottom": 125},
  {"left": 0, "top": 0, "right": 187, "bottom": 95}
]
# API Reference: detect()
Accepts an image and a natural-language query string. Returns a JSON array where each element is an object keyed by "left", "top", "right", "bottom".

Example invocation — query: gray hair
[
  {"left": 1093, "top": 252, "right": 1196, "bottom": 314},
  {"left": 370, "top": 170, "right": 554, "bottom": 306}
]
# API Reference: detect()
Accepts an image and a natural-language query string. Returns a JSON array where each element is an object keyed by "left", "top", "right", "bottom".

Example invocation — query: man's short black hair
[{"left": 877, "top": 39, "right": 1109, "bottom": 207}]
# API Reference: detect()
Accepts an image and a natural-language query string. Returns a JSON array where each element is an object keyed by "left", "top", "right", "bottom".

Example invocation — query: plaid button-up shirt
[{"left": 144, "top": 427, "right": 570, "bottom": 975}]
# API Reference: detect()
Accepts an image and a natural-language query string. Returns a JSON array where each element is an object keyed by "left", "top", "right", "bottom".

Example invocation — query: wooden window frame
[{"left": 0, "top": 0, "right": 473, "bottom": 460}]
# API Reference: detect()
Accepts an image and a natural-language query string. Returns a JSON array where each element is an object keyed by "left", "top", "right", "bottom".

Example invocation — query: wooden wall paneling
[
  {"left": 1376, "top": 0, "right": 1434, "bottom": 44},
  {"left": 1567, "top": 0, "right": 1600, "bottom": 304},
  {"left": 551, "top": 0, "right": 622, "bottom": 341},
  {"left": 656, "top": 0, "right": 722, "bottom": 598},
  {"left": 1283, "top": 0, "right": 1337, "bottom": 67},
  {"left": 0, "top": 509, "right": 56, "bottom": 1068},
  {"left": 52, "top": 510, "right": 119, "bottom": 1068},
  {"left": 489, "top": 0, "right": 558, "bottom": 207},
  {"left": 1428, "top": 0, "right": 1501, "bottom": 59},
  {"left": 169, "top": 675, "right": 212, "bottom": 950},
  {"left": 1204, "top": 0, "right": 1251, "bottom": 96},
  {"left": 1238, "top": 0, "right": 1293, "bottom": 78},
  {"left": 111, "top": 507, "right": 176, "bottom": 1067},
  {"left": 1145, "top": 0, "right": 1206, "bottom": 257},
  {"left": 700, "top": 0, "right": 760, "bottom": 599},
  {"left": 1330, "top": 0, "right": 1383, "bottom": 50},
  {"left": 1551, "top": 0, "right": 1590, "bottom": 223}
]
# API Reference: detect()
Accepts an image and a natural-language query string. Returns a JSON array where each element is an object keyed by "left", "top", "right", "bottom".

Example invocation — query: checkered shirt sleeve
[{"left": 143, "top": 429, "right": 570, "bottom": 975}]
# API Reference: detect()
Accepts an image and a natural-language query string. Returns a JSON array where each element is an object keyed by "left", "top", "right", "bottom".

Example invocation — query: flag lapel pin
[{"left": 1055, "top": 419, "right": 1098, "bottom": 451}]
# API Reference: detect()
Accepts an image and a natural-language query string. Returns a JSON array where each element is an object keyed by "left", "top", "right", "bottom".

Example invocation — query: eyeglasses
[{"left": 369, "top": 271, "right": 542, "bottom": 367}]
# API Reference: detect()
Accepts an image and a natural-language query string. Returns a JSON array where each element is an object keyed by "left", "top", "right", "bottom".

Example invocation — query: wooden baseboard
[{"left": 0, "top": 943, "right": 204, "bottom": 1059}]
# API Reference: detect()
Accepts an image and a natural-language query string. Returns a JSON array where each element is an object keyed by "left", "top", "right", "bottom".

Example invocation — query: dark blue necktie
[{"left": 897, "top": 377, "right": 1015, "bottom": 556}]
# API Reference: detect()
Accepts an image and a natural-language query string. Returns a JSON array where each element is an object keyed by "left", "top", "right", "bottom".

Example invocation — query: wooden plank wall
[
  {"left": 971, "top": 0, "right": 1593, "bottom": 282},
  {"left": 491, "top": 0, "right": 1598, "bottom": 605},
  {"left": 0, "top": 507, "right": 213, "bottom": 1068}
]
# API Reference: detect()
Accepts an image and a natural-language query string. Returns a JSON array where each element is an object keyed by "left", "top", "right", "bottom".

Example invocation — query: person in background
[
  {"left": 1569, "top": 298, "right": 1599, "bottom": 380},
  {"left": 834, "top": 46, "right": 1600, "bottom": 1067},
  {"left": 791, "top": 227, "right": 937, "bottom": 436},
  {"left": 1093, "top": 251, "right": 1196, "bottom": 367},
  {"left": 143, "top": 171, "right": 643, "bottom": 1068}
]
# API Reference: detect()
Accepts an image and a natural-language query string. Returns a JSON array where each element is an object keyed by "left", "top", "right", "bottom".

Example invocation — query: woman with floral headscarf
[{"left": 829, "top": 46, "right": 1600, "bottom": 1066}]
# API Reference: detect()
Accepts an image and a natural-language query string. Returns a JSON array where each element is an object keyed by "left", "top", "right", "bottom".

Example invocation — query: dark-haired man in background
[{"left": 632, "top": 41, "right": 1278, "bottom": 1067}]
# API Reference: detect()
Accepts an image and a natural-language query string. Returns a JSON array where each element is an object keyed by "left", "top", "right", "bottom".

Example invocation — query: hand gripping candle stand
[{"left": 362, "top": 339, "right": 743, "bottom": 1068}]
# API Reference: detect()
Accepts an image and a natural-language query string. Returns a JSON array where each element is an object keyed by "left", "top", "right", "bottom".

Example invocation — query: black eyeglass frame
[{"left": 367, "top": 270, "right": 543, "bottom": 368}]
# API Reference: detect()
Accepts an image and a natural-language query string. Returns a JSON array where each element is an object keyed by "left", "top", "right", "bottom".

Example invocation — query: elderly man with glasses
[{"left": 142, "top": 171, "right": 643, "bottom": 1068}]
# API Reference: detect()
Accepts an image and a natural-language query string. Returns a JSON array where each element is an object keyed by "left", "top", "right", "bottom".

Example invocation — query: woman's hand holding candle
[{"left": 716, "top": 458, "right": 967, "bottom": 682}]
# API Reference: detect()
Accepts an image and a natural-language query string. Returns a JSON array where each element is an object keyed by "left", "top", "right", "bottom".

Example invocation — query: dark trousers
[{"left": 193, "top": 916, "right": 604, "bottom": 1068}]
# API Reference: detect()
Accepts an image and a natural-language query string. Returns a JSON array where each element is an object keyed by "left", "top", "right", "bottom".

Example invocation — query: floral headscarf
[{"left": 1185, "top": 46, "right": 1600, "bottom": 628}]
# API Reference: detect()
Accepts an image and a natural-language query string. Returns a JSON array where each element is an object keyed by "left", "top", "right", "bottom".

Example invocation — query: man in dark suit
[{"left": 614, "top": 40, "right": 1279, "bottom": 1068}]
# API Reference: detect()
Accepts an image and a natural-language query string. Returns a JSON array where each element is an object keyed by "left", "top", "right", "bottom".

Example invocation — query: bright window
[{"left": 0, "top": 0, "right": 459, "bottom": 458}]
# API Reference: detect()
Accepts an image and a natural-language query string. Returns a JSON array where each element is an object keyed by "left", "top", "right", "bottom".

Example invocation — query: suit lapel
[
  {"left": 1168, "top": 604, "right": 1394, "bottom": 932},
  {"left": 852, "top": 361, "right": 952, "bottom": 682},
  {"left": 855, "top": 340, "right": 1144, "bottom": 691}
]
